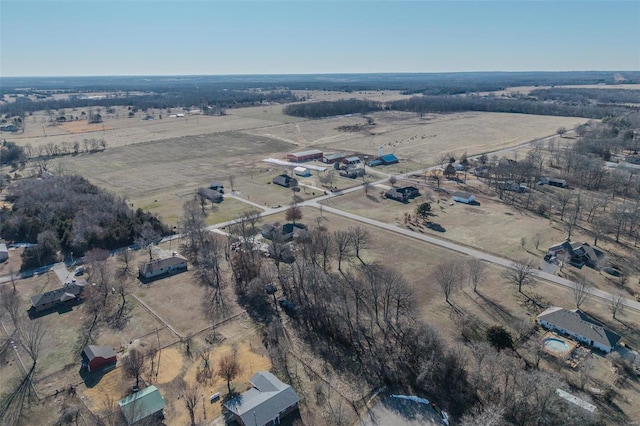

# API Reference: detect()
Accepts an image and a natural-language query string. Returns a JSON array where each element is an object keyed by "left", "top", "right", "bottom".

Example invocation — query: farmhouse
[
  {"left": 30, "top": 280, "right": 87, "bottom": 313},
  {"left": 118, "top": 385, "right": 165, "bottom": 425},
  {"left": 273, "top": 174, "right": 293, "bottom": 187},
  {"left": 547, "top": 240, "right": 604, "bottom": 268},
  {"left": 81, "top": 345, "right": 117, "bottom": 372},
  {"left": 452, "top": 191, "right": 475, "bottom": 204},
  {"left": 261, "top": 223, "right": 308, "bottom": 242},
  {"left": 538, "top": 177, "right": 568, "bottom": 188},
  {"left": 0, "top": 243, "right": 8, "bottom": 262},
  {"left": 209, "top": 181, "right": 225, "bottom": 193},
  {"left": 138, "top": 250, "right": 188, "bottom": 279},
  {"left": 537, "top": 307, "right": 621, "bottom": 353},
  {"left": 224, "top": 371, "right": 300, "bottom": 426},
  {"left": 287, "top": 149, "right": 323, "bottom": 163},
  {"left": 294, "top": 166, "right": 311, "bottom": 177},
  {"left": 322, "top": 152, "right": 346, "bottom": 164},
  {"left": 385, "top": 186, "right": 420, "bottom": 202},
  {"left": 197, "top": 187, "right": 223, "bottom": 203},
  {"left": 340, "top": 167, "right": 365, "bottom": 179}
]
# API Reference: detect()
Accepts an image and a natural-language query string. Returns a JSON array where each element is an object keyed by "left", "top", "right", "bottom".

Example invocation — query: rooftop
[
  {"left": 537, "top": 307, "right": 621, "bottom": 349},
  {"left": 118, "top": 385, "right": 165, "bottom": 424}
]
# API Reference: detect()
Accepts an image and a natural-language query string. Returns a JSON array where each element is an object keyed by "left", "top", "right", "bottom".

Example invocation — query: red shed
[{"left": 82, "top": 345, "right": 117, "bottom": 372}]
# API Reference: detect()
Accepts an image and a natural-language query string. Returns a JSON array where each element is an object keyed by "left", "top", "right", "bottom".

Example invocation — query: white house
[
  {"left": 294, "top": 166, "right": 311, "bottom": 177},
  {"left": 451, "top": 191, "right": 475, "bottom": 204},
  {"left": 139, "top": 249, "right": 188, "bottom": 279},
  {"left": 536, "top": 306, "right": 621, "bottom": 353}
]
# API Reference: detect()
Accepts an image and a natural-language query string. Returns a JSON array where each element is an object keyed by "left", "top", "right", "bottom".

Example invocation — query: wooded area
[{"left": 0, "top": 174, "right": 170, "bottom": 269}]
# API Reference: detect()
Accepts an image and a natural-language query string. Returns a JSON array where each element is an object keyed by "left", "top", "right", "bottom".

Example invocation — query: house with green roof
[{"left": 118, "top": 385, "right": 165, "bottom": 424}]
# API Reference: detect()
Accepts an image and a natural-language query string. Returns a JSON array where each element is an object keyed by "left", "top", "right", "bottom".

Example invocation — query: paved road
[
  {"left": 4, "top": 130, "right": 637, "bottom": 312},
  {"left": 310, "top": 202, "right": 640, "bottom": 311}
]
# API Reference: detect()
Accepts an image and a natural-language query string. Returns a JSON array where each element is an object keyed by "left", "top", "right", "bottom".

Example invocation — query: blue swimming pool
[{"left": 543, "top": 337, "right": 570, "bottom": 353}]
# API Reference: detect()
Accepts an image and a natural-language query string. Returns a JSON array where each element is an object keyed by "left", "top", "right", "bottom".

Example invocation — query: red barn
[
  {"left": 287, "top": 149, "right": 323, "bottom": 163},
  {"left": 82, "top": 345, "right": 117, "bottom": 372}
]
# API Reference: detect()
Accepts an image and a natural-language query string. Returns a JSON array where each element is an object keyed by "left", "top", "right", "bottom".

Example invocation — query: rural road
[{"left": 2, "top": 131, "right": 636, "bottom": 312}]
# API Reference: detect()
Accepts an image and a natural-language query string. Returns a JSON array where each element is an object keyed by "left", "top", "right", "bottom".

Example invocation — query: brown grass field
[{"left": 4, "top": 90, "right": 640, "bottom": 424}]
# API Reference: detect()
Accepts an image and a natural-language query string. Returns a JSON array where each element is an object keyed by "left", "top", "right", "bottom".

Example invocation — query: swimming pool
[{"left": 543, "top": 337, "right": 571, "bottom": 353}]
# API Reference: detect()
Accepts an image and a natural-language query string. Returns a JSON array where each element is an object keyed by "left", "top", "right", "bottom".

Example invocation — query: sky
[{"left": 1, "top": 0, "right": 639, "bottom": 77}]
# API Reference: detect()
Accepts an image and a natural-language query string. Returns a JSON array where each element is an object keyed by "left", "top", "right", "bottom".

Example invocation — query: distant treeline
[
  {"left": 0, "top": 174, "right": 170, "bottom": 269},
  {"left": 0, "top": 88, "right": 297, "bottom": 116},
  {"left": 530, "top": 88, "right": 640, "bottom": 105},
  {"left": 283, "top": 99, "right": 384, "bottom": 118},
  {"left": 284, "top": 95, "right": 627, "bottom": 119}
]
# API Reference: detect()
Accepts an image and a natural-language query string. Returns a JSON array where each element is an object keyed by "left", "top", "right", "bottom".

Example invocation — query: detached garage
[
  {"left": 452, "top": 191, "right": 475, "bottom": 204},
  {"left": 294, "top": 166, "right": 311, "bottom": 177}
]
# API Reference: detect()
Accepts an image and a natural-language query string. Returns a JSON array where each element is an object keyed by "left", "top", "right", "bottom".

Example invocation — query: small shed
[
  {"left": 0, "top": 243, "right": 8, "bottom": 262},
  {"left": 118, "top": 386, "right": 165, "bottom": 425},
  {"left": 294, "top": 166, "right": 311, "bottom": 177},
  {"left": 82, "top": 345, "right": 117, "bottom": 372},
  {"left": 452, "top": 191, "right": 475, "bottom": 204},
  {"left": 343, "top": 156, "right": 361, "bottom": 165}
]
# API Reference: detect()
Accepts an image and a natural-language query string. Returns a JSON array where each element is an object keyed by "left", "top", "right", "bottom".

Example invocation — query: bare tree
[
  {"left": 136, "top": 222, "right": 160, "bottom": 261},
  {"left": 182, "top": 383, "right": 202, "bottom": 426},
  {"left": 502, "top": 259, "right": 536, "bottom": 294},
  {"left": 434, "top": 259, "right": 464, "bottom": 304},
  {"left": 610, "top": 292, "right": 626, "bottom": 319},
  {"left": 467, "top": 258, "right": 486, "bottom": 294},
  {"left": 117, "top": 248, "right": 134, "bottom": 278},
  {"left": 122, "top": 348, "right": 145, "bottom": 389},
  {"left": 333, "top": 230, "right": 353, "bottom": 272},
  {"left": 349, "top": 226, "right": 369, "bottom": 264},
  {"left": 0, "top": 285, "right": 21, "bottom": 330},
  {"left": 285, "top": 203, "right": 302, "bottom": 224},
  {"left": 573, "top": 276, "right": 592, "bottom": 309},
  {"left": 218, "top": 350, "right": 242, "bottom": 395}
]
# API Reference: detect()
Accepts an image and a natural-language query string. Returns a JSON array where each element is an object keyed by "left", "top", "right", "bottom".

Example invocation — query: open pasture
[{"left": 55, "top": 131, "right": 294, "bottom": 211}]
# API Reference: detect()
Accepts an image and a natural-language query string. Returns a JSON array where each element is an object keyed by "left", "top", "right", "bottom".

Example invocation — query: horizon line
[{"left": 2, "top": 70, "right": 639, "bottom": 79}]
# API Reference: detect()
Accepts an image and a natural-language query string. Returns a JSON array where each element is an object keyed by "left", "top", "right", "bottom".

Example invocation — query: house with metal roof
[
  {"left": 537, "top": 307, "right": 621, "bottom": 353},
  {"left": 118, "top": 385, "right": 165, "bottom": 425},
  {"left": 287, "top": 149, "right": 323, "bottom": 163},
  {"left": 379, "top": 153, "right": 399, "bottom": 165},
  {"left": 224, "top": 371, "right": 299, "bottom": 426},
  {"left": 322, "top": 152, "right": 346, "bottom": 164}
]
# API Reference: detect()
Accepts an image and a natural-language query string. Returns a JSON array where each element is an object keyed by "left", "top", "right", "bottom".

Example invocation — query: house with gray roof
[
  {"left": 30, "top": 280, "right": 87, "bottom": 313},
  {"left": 138, "top": 250, "right": 187, "bottom": 280},
  {"left": 537, "top": 306, "right": 621, "bottom": 353},
  {"left": 118, "top": 385, "right": 165, "bottom": 425},
  {"left": 547, "top": 240, "right": 604, "bottom": 268},
  {"left": 224, "top": 371, "right": 299, "bottom": 426}
]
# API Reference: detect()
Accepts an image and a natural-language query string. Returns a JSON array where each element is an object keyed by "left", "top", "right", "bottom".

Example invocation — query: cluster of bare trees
[
  {"left": 0, "top": 174, "right": 170, "bottom": 270},
  {"left": 179, "top": 198, "right": 229, "bottom": 323},
  {"left": 461, "top": 342, "right": 598, "bottom": 425},
  {"left": 0, "top": 286, "right": 46, "bottom": 423}
]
